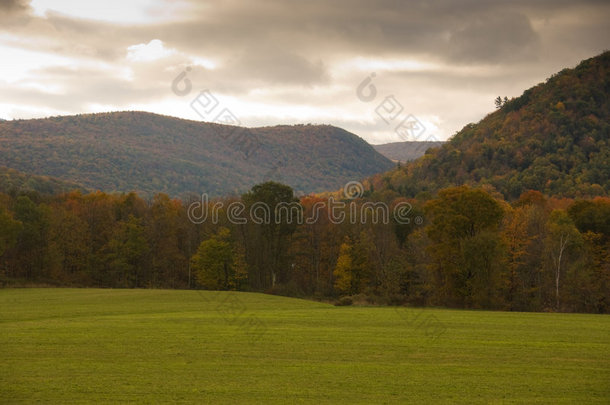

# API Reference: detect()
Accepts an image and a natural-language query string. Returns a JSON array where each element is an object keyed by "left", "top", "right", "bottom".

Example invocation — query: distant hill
[
  {"left": 0, "top": 112, "right": 393, "bottom": 197},
  {"left": 373, "top": 141, "right": 444, "bottom": 162},
  {"left": 367, "top": 51, "right": 610, "bottom": 199},
  {"left": 0, "top": 166, "right": 86, "bottom": 196}
]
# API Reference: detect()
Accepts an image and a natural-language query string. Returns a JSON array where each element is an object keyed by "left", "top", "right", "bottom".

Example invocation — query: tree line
[{"left": 0, "top": 182, "right": 608, "bottom": 313}]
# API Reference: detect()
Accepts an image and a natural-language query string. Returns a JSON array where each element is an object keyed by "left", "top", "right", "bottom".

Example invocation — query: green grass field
[{"left": 1, "top": 289, "right": 608, "bottom": 404}]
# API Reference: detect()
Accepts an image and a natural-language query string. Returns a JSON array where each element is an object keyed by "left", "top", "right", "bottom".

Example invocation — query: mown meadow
[{"left": 1, "top": 289, "right": 608, "bottom": 403}]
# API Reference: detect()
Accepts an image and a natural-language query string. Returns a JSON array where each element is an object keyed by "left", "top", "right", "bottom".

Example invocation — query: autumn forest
[
  {"left": 1, "top": 51, "right": 609, "bottom": 314},
  {"left": 1, "top": 182, "right": 608, "bottom": 313}
]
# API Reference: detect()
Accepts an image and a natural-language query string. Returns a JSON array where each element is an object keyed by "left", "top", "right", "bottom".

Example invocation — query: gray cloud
[
  {"left": 0, "top": 0, "right": 609, "bottom": 142},
  {"left": 448, "top": 12, "right": 540, "bottom": 63},
  {"left": 225, "top": 46, "right": 328, "bottom": 86},
  {"left": 0, "top": 0, "right": 29, "bottom": 13}
]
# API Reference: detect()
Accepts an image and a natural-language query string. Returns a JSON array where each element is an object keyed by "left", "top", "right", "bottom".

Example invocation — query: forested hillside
[
  {"left": 0, "top": 112, "right": 393, "bottom": 197},
  {"left": 373, "top": 141, "right": 444, "bottom": 162},
  {"left": 0, "top": 167, "right": 86, "bottom": 196},
  {"left": 1, "top": 54, "right": 608, "bottom": 314},
  {"left": 368, "top": 51, "right": 609, "bottom": 199}
]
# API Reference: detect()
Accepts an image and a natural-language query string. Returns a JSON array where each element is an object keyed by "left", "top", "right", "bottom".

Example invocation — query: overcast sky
[{"left": 1, "top": 0, "right": 608, "bottom": 143}]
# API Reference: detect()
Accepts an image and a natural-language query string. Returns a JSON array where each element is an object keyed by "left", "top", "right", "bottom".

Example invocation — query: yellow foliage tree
[{"left": 333, "top": 241, "right": 353, "bottom": 295}]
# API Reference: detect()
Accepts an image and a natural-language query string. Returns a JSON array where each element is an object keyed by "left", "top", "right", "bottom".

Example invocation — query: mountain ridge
[
  {"left": 366, "top": 51, "right": 610, "bottom": 199},
  {"left": 373, "top": 141, "right": 445, "bottom": 162},
  {"left": 0, "top": 111, "right": 393, "bottom": 197}
]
